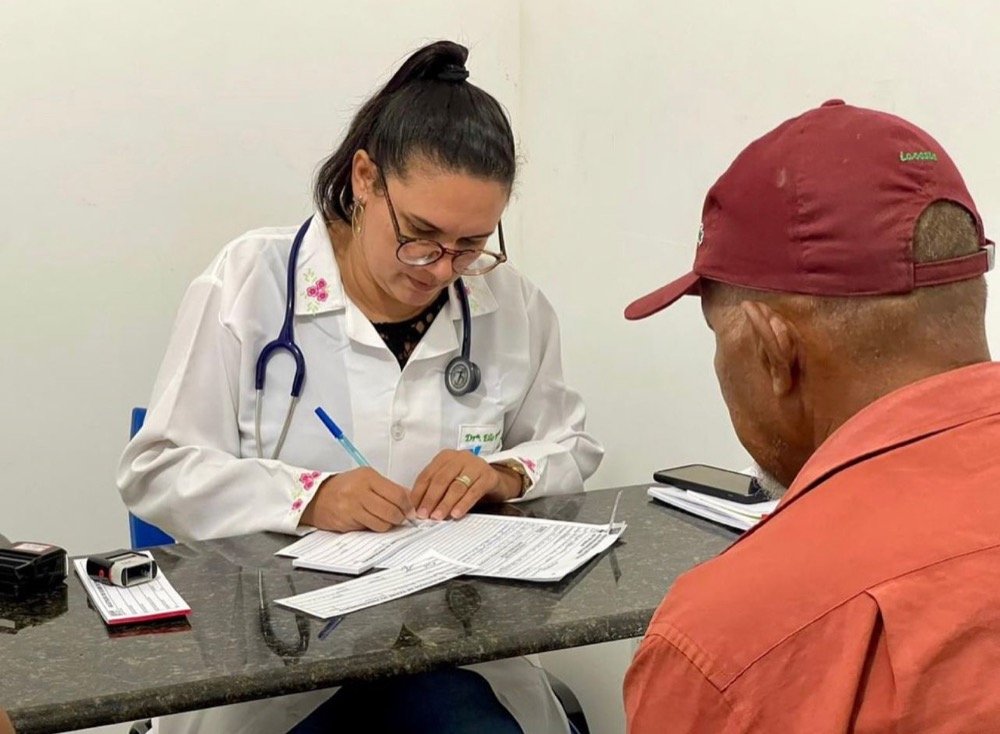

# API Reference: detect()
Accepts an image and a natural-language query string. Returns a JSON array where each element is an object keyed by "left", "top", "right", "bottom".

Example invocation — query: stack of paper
[
  {"left": 279, "top": 514, "right": 625, "bottom": 582},
  {"left": 647, "top": 484, "right": 778, "bottom": 531},
  {"left": 274, "top": 513, "right": 627, "bottom": 620},
  {"left": 278, "top": 524, "right": 427, "bottom": 575},
  {"left": 73, "top": 556, "right": 191, "bottom": 626}
]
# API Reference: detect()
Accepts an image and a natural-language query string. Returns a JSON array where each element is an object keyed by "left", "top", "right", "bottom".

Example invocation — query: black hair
[{"left": 314, "top": 40, "right": 516, "bottom": 223}]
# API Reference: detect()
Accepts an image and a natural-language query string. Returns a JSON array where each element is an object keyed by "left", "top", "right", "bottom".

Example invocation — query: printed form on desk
[
  {"left": 278, "top": 514, "right": 626, "bottom": 582},
  {"left": 273, "top": 514, "right": 626, "bottom": 620},
  {"left": 647, "top": 484, "right": 778, "bottom": 531},
  {"left": 72, "top": 557, "right": 191, "bottom": 626},
  {"left": 275, "top": 553, "right": 474, "bottom": 619}
]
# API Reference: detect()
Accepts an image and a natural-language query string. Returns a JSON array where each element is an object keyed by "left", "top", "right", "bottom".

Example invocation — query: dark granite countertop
[{"left": 0, "top": 485, "right": 737, "bottom": 733}]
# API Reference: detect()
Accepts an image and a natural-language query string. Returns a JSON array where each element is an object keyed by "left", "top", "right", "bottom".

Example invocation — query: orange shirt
[{"left": 625, "top": 362, "right": 1000, "bottom": 733}]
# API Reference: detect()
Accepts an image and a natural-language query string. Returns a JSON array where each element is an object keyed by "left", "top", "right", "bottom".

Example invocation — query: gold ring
[{"left": 454, "top": 474, "right": 473, "bottom": 488}]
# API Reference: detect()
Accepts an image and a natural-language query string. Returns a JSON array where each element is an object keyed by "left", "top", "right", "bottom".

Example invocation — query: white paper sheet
[
  {"left": 73, "top": 556, "right": 191, "bottom": 626},
  {"left": 280, "top": 524, "right": 430, "bottom": 574},
  {"left": 376, "top": 515, "right": 624, "bottom": 581},
  {"left": 274, "top": 552, "right": 472, "bottom": 619},
  {"left": 278, "top": 514, "right": 626, "bottom": 582},
  {"left": 647, "top": 485, "right": 778, "bottom": 531}
]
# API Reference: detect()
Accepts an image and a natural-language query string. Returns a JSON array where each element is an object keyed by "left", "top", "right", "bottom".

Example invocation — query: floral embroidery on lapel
[
  {"left": 299, "top": 268, "right": 328, "bottom": 314},
  {"left": 463, "top": 282, "right": 485, "bottom": 316}
]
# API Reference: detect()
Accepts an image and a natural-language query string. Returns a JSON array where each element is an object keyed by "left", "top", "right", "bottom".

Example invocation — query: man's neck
[{"left": 809, "top": 352, "right": 992, "bottom": 449}]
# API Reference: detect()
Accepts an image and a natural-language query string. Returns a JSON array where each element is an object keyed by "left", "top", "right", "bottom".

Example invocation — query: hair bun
[{"left": 437, "top": 63, "right": 469, "bottom": 83}]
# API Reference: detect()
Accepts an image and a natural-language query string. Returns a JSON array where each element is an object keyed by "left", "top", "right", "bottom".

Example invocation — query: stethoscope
[{"left": 254, "top": 217, "right": 481, "bottom": 460}]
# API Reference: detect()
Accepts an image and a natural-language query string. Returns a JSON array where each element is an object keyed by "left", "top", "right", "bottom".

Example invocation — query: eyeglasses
[{"left": 376, "top": 168, "right": 508, "bottom": 276}]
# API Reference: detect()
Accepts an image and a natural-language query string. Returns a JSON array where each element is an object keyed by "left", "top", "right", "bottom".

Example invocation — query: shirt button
[{"left": 390, "top": 423, "right": 405, "bottom": 441}]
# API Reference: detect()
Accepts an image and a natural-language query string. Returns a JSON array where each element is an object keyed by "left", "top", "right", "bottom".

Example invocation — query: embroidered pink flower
[
  {"left": 306, "top": 278, "right": 329, "bottom": 302},
  {"left": 298, "top": 471, "right": 321, "bottom": 490},
  {"left": 518, "top": 458, "right": 538, "bottom": 474},
  {"left": 291, "top": 498, "right": 304, "bottom": 512}
]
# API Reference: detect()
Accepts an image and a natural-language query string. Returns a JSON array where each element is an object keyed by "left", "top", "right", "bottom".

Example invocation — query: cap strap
[{"left": 913, "top": 244, "right": 994, "bottom": 287}]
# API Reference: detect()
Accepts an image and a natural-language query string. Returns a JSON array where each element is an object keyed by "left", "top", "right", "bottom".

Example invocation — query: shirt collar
[
  {"left": 293, "top": 214, "right": 346, "bottom": 316},
  {"left": 292, "top": 213, "right": 500, "bottom": 320},
  {"left": 782, "top": 361, "right": 1000, "bottom": 506},
  {"left": 447, "top": 275, "right": 499, "bottom": 321}
]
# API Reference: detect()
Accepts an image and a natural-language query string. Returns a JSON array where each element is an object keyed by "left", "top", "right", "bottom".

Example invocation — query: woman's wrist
[
  {"left": 489, "top": 462, "right": 527, "bottom": 501},
  {"left": 300, "top": 475, "right": 337, "bottom": 526}
]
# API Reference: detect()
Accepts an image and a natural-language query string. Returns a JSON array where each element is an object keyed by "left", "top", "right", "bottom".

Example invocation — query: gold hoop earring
[{"left": 351, "top": 200, "right": 365, "bottom": 238}]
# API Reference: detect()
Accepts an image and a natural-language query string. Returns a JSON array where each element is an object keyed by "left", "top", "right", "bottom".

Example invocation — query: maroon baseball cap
[{"left": 625, "top": 99, "right": 993, "bottom": 320}]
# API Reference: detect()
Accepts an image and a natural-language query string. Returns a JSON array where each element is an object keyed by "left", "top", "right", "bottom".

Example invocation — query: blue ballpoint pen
[
  {"left": 314, "top": 407, "right": 370, "bottom": 467},
  {"left": 314, "top": 406, "right": 418, "bottom": 527}
]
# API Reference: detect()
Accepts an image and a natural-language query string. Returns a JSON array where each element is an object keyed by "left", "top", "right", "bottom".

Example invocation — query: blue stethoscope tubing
[{"left": 253, "top": 217, "right": 479, "bottom": 460}]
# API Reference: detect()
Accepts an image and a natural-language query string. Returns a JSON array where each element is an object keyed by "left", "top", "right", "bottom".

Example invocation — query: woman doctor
[{"left": 118, "top": 40, "right": 602, "bottom": 734}]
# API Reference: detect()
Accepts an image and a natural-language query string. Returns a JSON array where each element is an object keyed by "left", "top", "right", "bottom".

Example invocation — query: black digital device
[
  {"left": 653, "top": 464, "right": 766, "bottom": 504},
  {"left": 0, "top": 541, "right": 68, "bottom": 599}
]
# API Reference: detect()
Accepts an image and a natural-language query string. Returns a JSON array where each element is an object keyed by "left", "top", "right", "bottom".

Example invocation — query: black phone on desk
[{"left": 653, "top": 464, "right": 765, "bottom": 504}]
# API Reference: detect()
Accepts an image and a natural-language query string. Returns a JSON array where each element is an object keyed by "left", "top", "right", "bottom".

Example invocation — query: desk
[{"left": 0, "top": 485, "right": 737, "bottom": 734}]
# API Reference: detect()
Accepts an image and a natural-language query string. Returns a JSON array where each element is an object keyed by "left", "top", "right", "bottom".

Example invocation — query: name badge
[{"left": 457, "top": 424, "right": 503, "bottom": 456}]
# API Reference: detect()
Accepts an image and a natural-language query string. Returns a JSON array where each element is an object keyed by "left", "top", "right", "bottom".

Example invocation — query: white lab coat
[{"left": 117, "top": 214, "right": 604, "bottom": 734}]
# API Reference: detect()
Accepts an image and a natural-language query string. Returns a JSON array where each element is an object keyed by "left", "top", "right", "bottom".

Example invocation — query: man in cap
[{"left": 623, "top": 100, "right": 1000, "bottom": 731}]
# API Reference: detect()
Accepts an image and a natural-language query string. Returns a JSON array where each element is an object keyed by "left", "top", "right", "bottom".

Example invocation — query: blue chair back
[{"left": 128, "top": 407, "right": 176, "bottom": 550}]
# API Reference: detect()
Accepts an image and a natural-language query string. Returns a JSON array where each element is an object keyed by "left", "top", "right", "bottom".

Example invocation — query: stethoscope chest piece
[
  {"left": 445, "top": 355, "right": 481, "bottom": 396},
  {"left": 445, "top": 276, "right": 481, "bottom": 397}
]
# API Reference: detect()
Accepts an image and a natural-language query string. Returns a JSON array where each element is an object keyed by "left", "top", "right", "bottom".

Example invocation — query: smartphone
[{"left": 653, "top": 464, "right": 765, "bottom": 504}]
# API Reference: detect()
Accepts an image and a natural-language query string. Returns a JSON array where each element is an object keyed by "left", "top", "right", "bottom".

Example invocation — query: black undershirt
[{"left": 372, "top": 289, "right": 450, "bottom": 368}]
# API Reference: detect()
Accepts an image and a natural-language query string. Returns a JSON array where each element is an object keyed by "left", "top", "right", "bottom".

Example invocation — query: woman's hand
[
  {"left": 300, "top": 468, "right": 414, "bottom": 532},
  {"left": 411, "top": 450, "right": 523, "bottom": 521}
]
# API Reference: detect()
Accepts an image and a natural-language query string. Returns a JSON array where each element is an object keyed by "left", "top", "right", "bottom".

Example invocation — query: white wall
[{"left": 5, "top": 3, "right": 1000, "bottom": 733}]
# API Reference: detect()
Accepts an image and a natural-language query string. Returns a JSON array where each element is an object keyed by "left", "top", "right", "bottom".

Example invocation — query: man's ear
[
  {"left": 351, "top": 149, "right": 378, "bottom": 205},
  {"left": 740, "top": 301, "right": 799, "bottom": 396}
]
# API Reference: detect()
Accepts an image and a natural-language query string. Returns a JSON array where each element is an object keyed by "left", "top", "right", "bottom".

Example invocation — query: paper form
[
  {"left": 73, "top": 557, "right": 191, "bottom": 626},
  {"left": 278, "top": 514, "right": 626, "bottom": 583},
  {"left": 279, "top": 524, "right": 431, "bottom": 574},
  {"left": 376, "top": 515, "right": 623, "bottom": 581},
  {"left": 274, "top": 552, "right": 472, "bottom": 619},
  {"left": 647, "top": 485, "right": 778, "bottom": 531},
  {"left": 693, "top": 491, "right": 779, "bottom": 519}
]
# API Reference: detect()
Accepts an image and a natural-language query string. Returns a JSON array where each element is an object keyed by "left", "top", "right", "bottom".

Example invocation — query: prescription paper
[
  {"left": 274, "top": 552, "right": 472, "bottom": 619},
  {"left": 278, "top": 514, "right": 626, "bottom": 582},
  {"left": 73, "top": 557, "right": 191, "bottom": 626},
  {"left": 374, "top": 515, "right": 623, "bottom": 581},
  {"left": 279, "top": 524, "right": 429, "bottom": 575}
]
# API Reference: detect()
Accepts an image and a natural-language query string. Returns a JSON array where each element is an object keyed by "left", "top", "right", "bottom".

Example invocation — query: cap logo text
[{"left": 899, "top": 151, "right": 938, "bottom": 162}]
